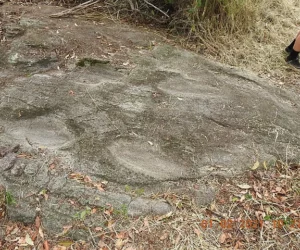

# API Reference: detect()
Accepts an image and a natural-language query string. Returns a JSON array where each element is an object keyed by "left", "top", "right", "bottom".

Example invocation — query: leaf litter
[{"left": 0, "top": 160, "right": 300, "bottom": 249}]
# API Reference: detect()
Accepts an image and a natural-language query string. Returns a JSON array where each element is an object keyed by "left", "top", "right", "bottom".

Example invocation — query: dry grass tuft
[
  {"left": 92, "top": 0, "right": 300, "bottom": 84},
  {"left": 40, "top": 0, "right": 300, "bottom": 83},
  {"left": 183, "top": 0, "right": 300, "bottom": 84}
]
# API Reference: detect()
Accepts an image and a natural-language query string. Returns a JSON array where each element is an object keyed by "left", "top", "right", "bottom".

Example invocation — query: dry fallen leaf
[
  {"left": 43, "top": 240, "right": 50, "bottom": 250},
  {"left": 237, "top": 184, "right": 252, "bottom": 189},
  {"left": 240, "top": 195, "right": 245, "bottom": 202},
  {"left": 144, "top": 217, "right": 150, "bottom": 229},
  {"left": 160, "top": 232, "right": 168, "bottom": 240},
  {"left": 157, "top": 211, "right": 173, "bottom": 221},
  {"left": 116, "top": 231, "right": 127, "bottom": 239},
  {"left": 175, "top": 234, "right": 181, "bottom": 245},
  {"left": 10, "top": 227, "right": 19, "bottom": 235},
  {"left": 98, "top": 240, "right": 106, "bottom": 247},
  {"left": 194, "top": 228, "right": 201, "bottom": 237},
  {"left": 56, "top": 225, "right": 72, "bottom": 237},
  {"left": 115, "top": 239, "right": 126, "bottom": 249},
  {"left": 219, "top": 233, "right": 226, "bottom": 243},
  {"left": 39, "top": 227, "right": 44, "bottom": 239},
  {"left": 234, "top": 240, "right": 243, "bottom": 249},
  {"left": 263, "top": 161, "right": 268, "bottom": 169},
  {"left": 94, "top": 227, "right": 103, "bottom": 232},
  {"left": 256, "top": 192, "right": 262, "bottom": 199},
  {"left": 25, "top": 233, "right": 34, "bottom": 246},
  {"left": 35, "top": 216, "right": 41, "bottom": 229},
  {"left": 53, "top": 246, "right": 67, "bottom": 250},
  {"left": 251, "top": 161, "right": 260, "bottom": 170},
  {"left": 83, "top": 175, "right": 92, "bottom": 183},
  {"left": 94, "top": 183, "right": 105, "bottom": 191},
  {"left": 18, "top": 236, "right": 26, "bottom": 245},
  {"left": 49, "top": 163, "right": 56, "bottom": 170},
  {"left": 58, "top": 240, "right": 73, "bottom": 247},
  {"left": 107, "top": 220, "right": 115, "bottom": 230}
]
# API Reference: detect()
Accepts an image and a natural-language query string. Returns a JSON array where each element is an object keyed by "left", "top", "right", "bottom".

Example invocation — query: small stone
[
  {"left": 8, "top": 200, "right": 36, "bottom": 225},
  {"left": 128, "top": 198, "right": 173, "bottom": 217},
  {"left": 19, "top": 18, "right": 45, "bottom": 28},
  {"left": 4, "top": 24, "right": 25, "bottom": 38},
  {"left": 0, "top": 153, "right": 17, "bottom": 171},
  {"left": 66, "top": 228, "right": 89, "bottom": 241},
  {"left": 194, "top": 186, "right": 216, "bottom": 207},
  {"left": 10, "top": 163, "right": 26, "bottom": 176}
]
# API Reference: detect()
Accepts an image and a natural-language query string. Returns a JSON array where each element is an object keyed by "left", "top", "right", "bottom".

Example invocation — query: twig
[
  {"left": 143, "top": 0, "right": 169, "bottom": 18},
  {"left": 127, "top": 0, "right": 135, "bottom": 10},
  {"left": 134, "top": 9, "right": 169, "bottom": 24},
  {"left": 87, "top": 227, "right": 97, "bottom": 247},
  {"left": 205, "top": 208, "right": 226, "bottom": 219},
  {"left": 282, "top": 229, "right": 300, "bottom": 237},
  {"left": 50, "top": 0, "right": 100, "bottom": 18}
]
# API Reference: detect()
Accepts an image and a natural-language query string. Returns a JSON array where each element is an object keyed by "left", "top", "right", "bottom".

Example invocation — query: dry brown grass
[
  {"left": 36, "top": 0, "right": 300, "bottom": 83},
  {"left": 93, "top": 0, "right": 300, "bottom": 84},
  {"left": 185, "top": 0, "right": 300, "bottom": 84}
]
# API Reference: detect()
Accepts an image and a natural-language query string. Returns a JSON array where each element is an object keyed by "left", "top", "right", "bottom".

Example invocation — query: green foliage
[
  {"left": 135, "top": 188, "right": 145, "bottom": 196},
  {"left": 232, "top": 197, "right": 239, "bottom": 202},
  {"left": 124, "top": 185, "right": 144, "bottom": 196},
  {"left": 283, "top": 217, "right": 294, "bottom": 226},
  {"left": 245, "top": 193, "right": 252, "bottom": 200},
  {"left": 74, "top": 206, "right": 91, "bottom": 220},
  {"left": 124, "top": 185, "right": 132, "bottom": 193},
  {"left": 264, "top": 215, "right": 272, "bottom": 221},
  {"left": 113, "top": 204, "right": 128, "bottom": 217},
  {"left": 5, "top": 191, "right": 16, "bottom": 206}
]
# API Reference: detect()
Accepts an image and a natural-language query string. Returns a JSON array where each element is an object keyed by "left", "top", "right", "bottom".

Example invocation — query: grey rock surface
[
  {"left": 193, "top": 186, "right": 216, "bottom": 207},
  {"left": 128, "top": 198, "right": 173, "bottom": 217},
  {"left": 0, "top": 3, "right": 300, "bottom": 239}
]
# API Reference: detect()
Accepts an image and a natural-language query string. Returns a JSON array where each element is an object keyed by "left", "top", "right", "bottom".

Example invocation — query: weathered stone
[
  {"left": 4, "top": 24, "right": 25, "bottom": 38},
  {"left": 128, "top": 198, "right": 173, "bottom": 217},
  {"left": 8, "top": 200, "right": 36, "bottom": 225},
  {"left": 10, "top": 163, "right": 26, "bottom": 176},
  {"left": 193, "top": 186, "right": 216, "bottom": 207},
  {"left": 42, "top": 196, "right": 79, "bottom": 235},
  {"left": 56, "top": 182, "right": 132, "bottom": 209},
  {"left": 108, "top": 140, "right": 191, "bottom": 180},
  {"left": 66, "top": 228, "right": 90, "bottom": 241},
  {"left": 19, "top": 18, "right": 45, "bottom": 28},
  {"left": 0, "top": 153, "right": 17, "bottom": 171}
]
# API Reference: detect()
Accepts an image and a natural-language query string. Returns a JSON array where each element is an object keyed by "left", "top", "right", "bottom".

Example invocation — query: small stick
[
  {"left": 127, "top": 0, "right": 135, "bottom": 10},
  {"left": 50, "top": 0, "right": 100, "bottom": 18},
  {"left": 143, "top": 0, "right": 169, "bottom": 18},
  {"left": 88, "top": 227, "right": 97, "bottom": 247}
]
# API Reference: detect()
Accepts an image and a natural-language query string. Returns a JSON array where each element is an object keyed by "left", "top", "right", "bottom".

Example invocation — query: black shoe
[
  {"left": 286, "top": 58, "right": 300, "bottom": 69},
  {"left": 285, "top": 47, "right": 292, "bottom": 53},
  {"left": 285, "top": 47, "right": 299, "bottom": 59}
]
